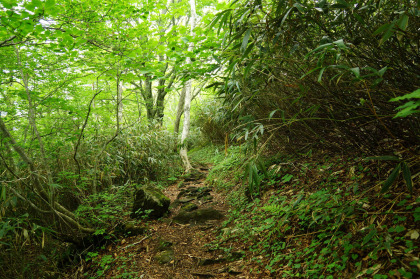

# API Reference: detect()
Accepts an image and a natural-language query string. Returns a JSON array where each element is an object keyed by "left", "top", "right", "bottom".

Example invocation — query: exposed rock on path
[
  {"left": 131, "top": 185, "right": 171, "bottom": 219},
  {"left": 77, "top": 167, "right": 257, "bottom": 279}
]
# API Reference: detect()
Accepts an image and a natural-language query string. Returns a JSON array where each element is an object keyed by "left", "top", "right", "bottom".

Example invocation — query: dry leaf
[{"left": 405, "top": 230, "right": 419, "bottom": 240}]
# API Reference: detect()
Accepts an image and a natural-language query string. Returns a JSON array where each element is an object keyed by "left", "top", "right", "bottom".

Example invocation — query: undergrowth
[{"left": 193, "top": 145, "right": 420, "bottom": 278}]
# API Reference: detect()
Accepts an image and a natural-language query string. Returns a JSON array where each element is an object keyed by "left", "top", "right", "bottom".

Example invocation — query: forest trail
[{"left": 76, "top": 166, "right": 261, "bottom": 279}]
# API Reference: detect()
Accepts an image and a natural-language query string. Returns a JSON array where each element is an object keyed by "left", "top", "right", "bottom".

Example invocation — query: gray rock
[
  {"left": 120, "top": 222, "right": 147, "bottom": 236},
  {"left": 178, "top": 197, "right": 195, "bottom": 203},
  {"left": 173, "top": 208, "right": 224, "bottom": 224},
  {"left": 182, "top": 169, "right": 205, "bottom": 181},
  {"left": 181, "top": 202, "right": 198, "bottom": 212},
  {"left": 131, "top": 185, "right": 170, "bottom": 219},
  {"left": 177, "top": 186, "right": 212, "bottom": 200}
]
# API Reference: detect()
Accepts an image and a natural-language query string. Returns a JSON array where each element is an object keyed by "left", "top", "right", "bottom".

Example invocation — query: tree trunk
[
  {"left": 116, "top": 72, "right": 123, "bottom": 130},
  {"left": 14, "top": 46, "right": 54, "bottom": 200},
  {"left": 144, "top": 77, "right": 155, "bottom": 121},
  {"left": 179, "top": 0, "right": 196, "bottom": 172},
  {"left": 0, "top": 117, "right": 95, "bottom": 242},
  {"left": 173, "top": 87, "right": 186, "bottom": 150},
  {"left": 134, "top": 85, "right": 142, "bottom": 122}
]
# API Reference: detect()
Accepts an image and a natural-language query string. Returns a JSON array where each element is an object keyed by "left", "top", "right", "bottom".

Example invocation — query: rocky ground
[{"left": 73, "top": 166, "right": 266, "bottom": 279}]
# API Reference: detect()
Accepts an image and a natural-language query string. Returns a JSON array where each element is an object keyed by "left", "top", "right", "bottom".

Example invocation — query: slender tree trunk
[
  {"left": 116, "top": 72, "right": 123, "bottom": 131},
  {"left": 0, "top": 117, "right": 94, "bottom": 239},
  {"left": 180, "top": 0, "right": 196, "bottom": 172},
  {"left": 92, "top": 83, "right": 100, "bottom": 137},
  {"left": 144, "top": 77, "right": 154, "bottom": 121},
  {"left": 134, "top": 86, "right": 142, "bottom": 122},
  {"left": 14, "top": 46, "right": 54, "bottom": 201},
  {"left": 174, "top": 87, "right": 186, "bottom": 135},
  {"left": 174, "top": 87, "right": 186, "bottom": 150}
]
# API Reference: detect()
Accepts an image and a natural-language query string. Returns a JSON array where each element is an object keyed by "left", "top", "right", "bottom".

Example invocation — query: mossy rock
[
  {"left": 182, "top": 169, "right": 205, "bottom": 182},
  {"left": 154, "top": 249, "right": 174, "bottom": 264},
  {"left": 201, "top": 195, "right": 213, "bottom": 202},
  {"left": 173, "top": 208, "right": 224, "bottom": 224},
  {"left": 181, "top": 202, "right": 198, "bottom": 212},
  {"left": 131, "top": 185, "right": 170, "bottom": 219},
  {"left": 169, "top": 200, "right": 180, "bottom": 210},
  {"left": 177, "top": 186, "right": 211, "bottom": 200}
]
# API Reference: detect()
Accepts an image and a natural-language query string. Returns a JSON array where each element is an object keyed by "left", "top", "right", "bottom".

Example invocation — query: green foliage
[
  {"left": 205, "top": 149, "right": 419, "bottom": 277},
  {"left": 365, "top": 156, "right": 414, "bottom": 195},
  {"left": 75, "top": 184, "right": 133, "bottom": 230},
  {"left": 192, "top": 97, "right": 233, "bottom": 144},
  {"left": 207, "top": 0, "right": 419, "bottom": 155},
  {"left": 390, "top": 89, "right": 420, "bottom": 118}
]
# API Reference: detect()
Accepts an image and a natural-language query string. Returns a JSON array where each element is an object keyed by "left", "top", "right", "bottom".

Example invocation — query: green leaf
[
  {"left": 373, "top": 23, "right": 391, "bottom": 36},
  {"left": 349, "top": 67, "right": 360, "bottom": 79},
  {"left": 218, "top": 10, "right": 231, "bottom": 35},
  {"left": 293, "top": 2, "right": 304, "bottom": 13},
  {"left": 334, "top": 39, "right": 347, "bottom": 49},
  {"left": 32, "top": 0, "right": 42, "bottom": 9},
  {"left": 257, "top": 160, "right": 269, "bottom": 180},
  {"left": 354, "top": 14, "right": 366, "bottom": 25},
  {"left": 280, "top": 110, "right": 285, "bottom": 122},
  {"left": 378, "top": 66, "right": 388, "bottom": 77},
  {"left": 397, "top": 14, "right": 409, "bottom": 32},
  {"left": 269, "top": 110, "right": 278, "bottom": 119},
  {"left": 306, "top": 43, "right": 332, "bottom": 57},
  {"left": 208, "top": 11, "right": 223, "bottom": 30},
  {"left": 241, "top": 29, "right": 251, "bottom": 53},
  {"left": 362, "top": 227, "right": 377, "bottom": 246},
  {"left": 45, "top": 0, "right": 55, "bottom": 8},
  {"left": 301, "top": 66, "right": 322, "bottom": 79},
  {"left": 401, "top": 162, "right": 413, "bottom": 195},
  {"left": 393, "top": 101, "right": 420, "bottom": 118},
  {"left": 212, "top": 54, "right": 221, "bottom": 64},
  {"left": 292, "top": 194, "right": 304, "bottom": 209},
  {"left": 390, "top": 89, "right": 420, "bottom": 101},
  {"left": 318, "top": 67, "right": 327, "bottom": 82},
  {"left": 379, "top": 22, "right": 396, "bottom": 45},
  {"left": 280, "top": 8, "right": 293, "bottom": 28},
  {"left": 381, "top": 163, "right": 401, "bottom": 193},
  {"left": 281, "top": 174, "right": 293, "bottom": 183},
  {"left": 242, "top": 42, "right": 255, "bottom": 58},
  {"left": 335, "top": 0, "right": 349, "bottom": 8}
]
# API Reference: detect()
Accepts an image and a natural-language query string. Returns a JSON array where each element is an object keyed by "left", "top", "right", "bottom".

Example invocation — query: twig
[{"left": 121, "top": 235, "right": 150, "bottom": 250}]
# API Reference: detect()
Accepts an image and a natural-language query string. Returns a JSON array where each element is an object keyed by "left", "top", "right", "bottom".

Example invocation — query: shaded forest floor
[
  {"left": 69, "top": 166, "right": 261, "bottom": 279},
  {"left": 64, "top": 145, "right": 419, "bottom": 278}
]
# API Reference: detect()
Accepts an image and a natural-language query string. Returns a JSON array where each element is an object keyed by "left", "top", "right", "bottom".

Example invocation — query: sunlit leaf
[
  {"left": 390, "top": 89, "right": 420, "bottom": 101},
  {"left": 240, "top": 29, "right": 251, "bottom": 53}
]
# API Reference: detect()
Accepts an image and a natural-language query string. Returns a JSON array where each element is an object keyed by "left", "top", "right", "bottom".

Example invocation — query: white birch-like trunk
[
  {"left": 179, "top": 0, "right": 196, "bottom": 172},
  {"left": 116, "top": 74, "right": 123, "bottom": 131}
]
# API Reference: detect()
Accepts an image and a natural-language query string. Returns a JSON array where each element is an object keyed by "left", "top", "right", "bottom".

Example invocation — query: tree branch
[{"left": 73, "top": 90, "right": 102, "bottom": 176}]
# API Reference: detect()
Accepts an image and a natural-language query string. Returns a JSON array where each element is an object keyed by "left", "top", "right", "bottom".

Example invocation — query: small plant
[
  {"left": 365, "top": 156, "right": 413, "bottom": 194},
  {"left": 390, "top": 88, "right": 420, "bottom": 118}
]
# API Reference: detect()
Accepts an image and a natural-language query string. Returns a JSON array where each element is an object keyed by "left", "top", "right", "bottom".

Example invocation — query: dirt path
[{"left": 78, "top": 168, "right": 260, "bottom": 279}]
